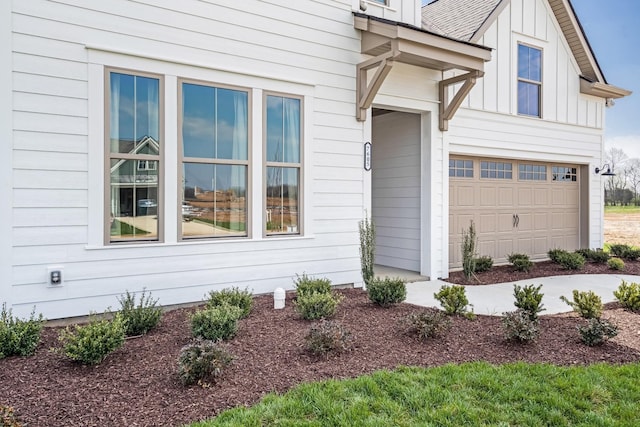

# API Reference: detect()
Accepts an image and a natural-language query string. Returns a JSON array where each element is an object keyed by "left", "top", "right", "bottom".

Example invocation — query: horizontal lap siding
[{"left": 10, "top": 0, "right": 365, "bottom": 319}]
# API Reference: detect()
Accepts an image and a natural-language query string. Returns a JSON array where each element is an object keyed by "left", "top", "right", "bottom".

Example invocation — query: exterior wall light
[{"left": 595, "top": 164, "right": 615, "bottom": 176}]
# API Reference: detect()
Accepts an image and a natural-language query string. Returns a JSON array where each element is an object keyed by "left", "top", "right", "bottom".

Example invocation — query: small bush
[
  {"left": 191, "top": 305, "right": 242, "bottom": 341},
  {"left": 1, "top": 405, "right": 22, "bottom": 427},
  {"left": 294, "top": 291, "right": 343, "bottom": 320},
  {"left": 473, "top": 256, "right": 493, "bottom": 273},
  {"left": 614, "top": 280, "right": 640, "bottom": 312},
  {"left": 622, "top": 248, "right": 640, "bottom": 261},
  {"left": 117, "top": 289, "right": 162, "bottom": 336},
  {"left": 177, "top": 339, "right": 233, "bottom": 386},
  {"left": 206, "top": 287, "right": 253, "bottom": 319},
  {"left": 578, "top": 318, "right": 618, "bottom": 346},
  {"left": 57, "top": 312, "right": 126, "bottom": 365},
  {"left": 560, "top": 290, "right": 603, "bottom": 319},
  {"left": 548, "top": 249, "right": 568, "bottom": 263},
  {"left": 367, "top": 277, "right": 407, "bottom": 307},
  {"left": 294, "top": 274, "right": 332, "bottom": 297},
  {"left": 608, "top": 257, "right": 625, "bottom": 271},
  {"left": 461, "top": 220, "right": 478, "bottom": 280},
  {"left": 502, "top": 309, "right": 540, "bottom": 342},
  {"left": 0, "top": 304, "right": 44, "bottom": 359},
  {"left": 576, "top": 248, "right": 609, "bottom": 264},
  {"left": 508, "top": 253, "right": 533, "bottom": 273},
  {"left": 556, "top": 252, "right": 585, "bottom": 270},
  {"left": 407, "top": 308, "right": 451, "bottom": 340},
  {"left": 609, "top": 243, "right": 631, "bottom": 258},
  {"left": 513, "top": 284, "right": 545, "bottom": 320},
  {"left": 434, "top": 285, "right": 474, "bottom": 318},
  {"left": 305, "top": 319, "right": 351, "bottom": 357}
]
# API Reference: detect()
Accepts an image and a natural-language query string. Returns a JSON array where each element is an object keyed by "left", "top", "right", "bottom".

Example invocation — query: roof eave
[{"left": 579, "top": 78, "right": 632, "bottom": 99}]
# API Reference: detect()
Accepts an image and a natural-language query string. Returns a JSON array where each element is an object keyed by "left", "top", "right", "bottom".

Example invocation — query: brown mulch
[
  {"left": 446, "top": 259, "right": 640, "bottom": 285},
  {"left": 2, "top": 286, "right": 640, "bottom": 427}
]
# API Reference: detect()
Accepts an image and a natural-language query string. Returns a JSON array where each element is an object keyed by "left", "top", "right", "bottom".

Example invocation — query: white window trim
[{"left": 85, "top": 48, "right": 315, "bottom": 248}]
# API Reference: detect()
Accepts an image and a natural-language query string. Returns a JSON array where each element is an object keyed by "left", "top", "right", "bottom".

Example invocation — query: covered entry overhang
[{"left": 353, "top": 13, "right": 492, "bottom": 131}]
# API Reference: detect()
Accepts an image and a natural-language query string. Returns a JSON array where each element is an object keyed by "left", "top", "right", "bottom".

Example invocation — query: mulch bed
[
  {"left": 2, "top": 288, "right": 640, "bottom": 427},
  {"left": 446, "top": 259, "right": 640, "bottom": 285}
]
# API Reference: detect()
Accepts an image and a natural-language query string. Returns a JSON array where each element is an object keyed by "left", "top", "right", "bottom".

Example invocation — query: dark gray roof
[{"left": 422, "top": 0, "right": 503, "bottom": 42}]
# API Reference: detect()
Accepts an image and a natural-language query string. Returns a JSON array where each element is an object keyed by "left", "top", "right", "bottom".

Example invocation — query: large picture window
[
  {"left": 517, "top": 44, "right": 542, "bottom": 117},
  {"left": 107, "top": 70, "right": 162, "bottom": 243},
  {"left": 180, "top": 81, "right": 249, "bottom": 239},
  {"left": 265, "top": 94, "right": 302, "bottom": 235}
]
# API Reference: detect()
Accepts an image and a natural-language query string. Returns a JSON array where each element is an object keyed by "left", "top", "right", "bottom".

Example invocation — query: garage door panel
[
  {"left": 533, "top": 212, "right": 548, "bottom": 232},
  {"left": 457, "top": 186, "right": 475, "bottom": 207},
  {"left": 497, "top": 213, "right": 513, "bottom": 232},
  {"left": 498, "top": 187, "right": 514, "bottom": 206},
  {"left": 479, "top": 187, "right": 496, "bottom": 206},
  {"left": 518, "top": 188, "right": 533, "bottom": 206},
  {"left": 517, "top": 212, "right": 532, "bottom": 231},
  {"left": 534, "top": 188, "right": 548, "bottom": 205},
  {"left": 533, "top": 237, "right": 549, "bottom": 255}
]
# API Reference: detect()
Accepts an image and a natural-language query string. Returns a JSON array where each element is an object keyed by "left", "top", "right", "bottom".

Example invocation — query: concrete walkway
[{"left": 406, "top": 274, "right": 640, "bottom": 316}]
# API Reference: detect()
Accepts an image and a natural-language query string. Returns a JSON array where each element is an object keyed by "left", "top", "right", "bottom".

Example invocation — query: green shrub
[
  {"left": 502, "top": 309, "right": 539, "bottom": 342},
  {"left": 614, "top": 280, "right": 640, "bottom": 312},
  {"left": 609, "top": 243, "right": 631, "bottom": 258},
  {"left": 206, "top": 287, "right": 253, "bottom": 319},
  {"left": 177, "top": 339, "right": 232, "bottom": 386},
  {"left": 294, "top": 291, "right": 343, "bottom": 320},
  {"left": 1, "top": 405, "right": 22, "bottom": 427},
  {"left": 622, "top": 248, "right": 640, "bottom": 261},
  {"left": 407, "top": 308, "right": 451, "bottom": 340},
  {"left": 576, "top": 248, "right": 609, "bottom": 263},
  {"left": 0, "top": 304, "right": 44, "bottom": 359},
  {"left": 473, "top": 256, "right": 493, "bottom": 273},
  {"left": 117, "top": 289, "right": 162, "bottom": 336},
  {"left": 556, "top": 252, "right": 585, "bottom": 270},
  {"left": 57, "top": 312, "right": 126, "bottom": 365},
  {"left": 508, "top": 253, "right": 533, "bottom": 273},
  {"left": 359, "top": 217, "right": 376, "bottom": 287},
  {"left": 513, "top": 284, "right": 545, "bottom": 320},
  {"left": 578, "top": 318, "right": 618, "bottom": 346},
  {"left": 434, "top": 285, "right": 474, "bottom": 318},
  {"left": 294, "top": 274, "right": 332, "bottom": 297},
  {"left": 608, "top": 257, "right": 625, "bottom": 271},
  {"left": 305, "top": 319, "right": 351, "bottom": 357},
  {"left": 548, "top": 249, "right": 568, "bottom": 263},
  {"left": 461, "top": 220, "right": 478, "bottom": 280},
  {"left": 560, "top": 290, "right": 603, "bottom": 319},
  {"left": 367, "top": 277, "right": 407, "bottom": 307},
  {"left": 191, "top": 305, "right": 242, "bottom": 341}
]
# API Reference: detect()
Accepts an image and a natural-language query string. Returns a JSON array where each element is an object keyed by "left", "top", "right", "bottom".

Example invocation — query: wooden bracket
[
  {"left": 356, "top": 46, "right": 401, "bottom": 122},
  {"left": 439, "top": 70, "right": 483, "bottom": 131}
]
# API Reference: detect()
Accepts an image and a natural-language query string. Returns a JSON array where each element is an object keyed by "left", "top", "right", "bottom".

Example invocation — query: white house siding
[
  {"left": 8, "top": 0, "right": 370, "bottom": 319},
  {"left": 435, "top": 0, "right": 607, "bottom": 276},
  {"left": 372, "top": 111, "right": 421, "bottom": 272},
  {"left": 1, "top": 0, "right": 12, "bottom": 309}
]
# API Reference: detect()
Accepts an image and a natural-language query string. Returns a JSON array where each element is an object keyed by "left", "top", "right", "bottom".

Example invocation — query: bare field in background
[{"left": 605, "top": 210, "right": 640, "bottom": 246}]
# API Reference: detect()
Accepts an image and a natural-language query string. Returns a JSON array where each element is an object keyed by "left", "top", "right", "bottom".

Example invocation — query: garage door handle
[{"left": 515, "top": 214, "right": 520, "bottom": 228}]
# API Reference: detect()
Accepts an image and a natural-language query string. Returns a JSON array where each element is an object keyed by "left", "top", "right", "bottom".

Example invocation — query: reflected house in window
[{"left": 110, "top": 135, "right": 159, "bottom": 218}]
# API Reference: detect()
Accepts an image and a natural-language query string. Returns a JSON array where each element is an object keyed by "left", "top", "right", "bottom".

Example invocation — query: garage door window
[
  {"left": 449, "top": 159, "right": 473, "bottom": 177},
  {"left": 481, "top": 161, "right": 512, "bottom": 179},
  {"left": 552, "top": 166, "right": 577, "bottom": 182},
  {"left": 519, "top": 164, "right": 546, "bottom": 181}
]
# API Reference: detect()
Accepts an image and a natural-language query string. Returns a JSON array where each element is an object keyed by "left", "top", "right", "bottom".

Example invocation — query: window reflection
[
  {"left": 266, "top": 167, "right": 299, "bottom": 233},
  {"left": 182, "top": 164, "right": 247, "bottom": 238},
  {"left": 108, "top": 72, "right": 161, "bottom": 243}
]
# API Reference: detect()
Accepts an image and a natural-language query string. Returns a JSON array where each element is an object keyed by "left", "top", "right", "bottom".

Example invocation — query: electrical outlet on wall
[{"left": 47, "top": 266, "right": 64, "bottom": 286}]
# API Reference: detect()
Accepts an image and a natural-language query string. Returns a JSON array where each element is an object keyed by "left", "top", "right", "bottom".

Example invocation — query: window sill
[{"left": 85, "top": 234, "right": 315, "bottom": 250}]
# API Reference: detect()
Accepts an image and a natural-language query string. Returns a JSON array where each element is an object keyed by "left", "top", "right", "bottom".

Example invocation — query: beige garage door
[{"left": 449, "top": 157, "right": 580, "bottom": 268}]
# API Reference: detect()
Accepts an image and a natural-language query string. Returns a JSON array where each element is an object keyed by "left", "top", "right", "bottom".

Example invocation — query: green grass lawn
[
  {"left": 604, "top": 205, "right": 640, "bottom": 214},
  {"left": 190, "top": 362, "right": 640, "bottom": 427}
]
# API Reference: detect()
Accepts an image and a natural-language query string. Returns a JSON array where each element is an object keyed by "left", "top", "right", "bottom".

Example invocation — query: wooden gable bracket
[
  {"left": 356, "top": 46, "right": 401, "bottom": 122},
  {"left": 438, "top": 70, "right": 483, "bottom": 131}
]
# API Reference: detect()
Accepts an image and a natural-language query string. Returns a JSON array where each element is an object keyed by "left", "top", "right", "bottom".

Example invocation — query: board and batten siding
[
  {"left": 444, "top": 0, "right": 607, "bottom": 255},
  {"left": 9, "top": 0, "right": 369, "bottom": 319},
  {"left": 372, "top": 112, "right": 421, "bottom": 272}
]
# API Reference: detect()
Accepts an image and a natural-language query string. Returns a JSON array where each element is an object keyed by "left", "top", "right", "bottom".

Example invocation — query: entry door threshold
[{"left": 373, "top": 265, "right": 428, "bottom": 283}]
